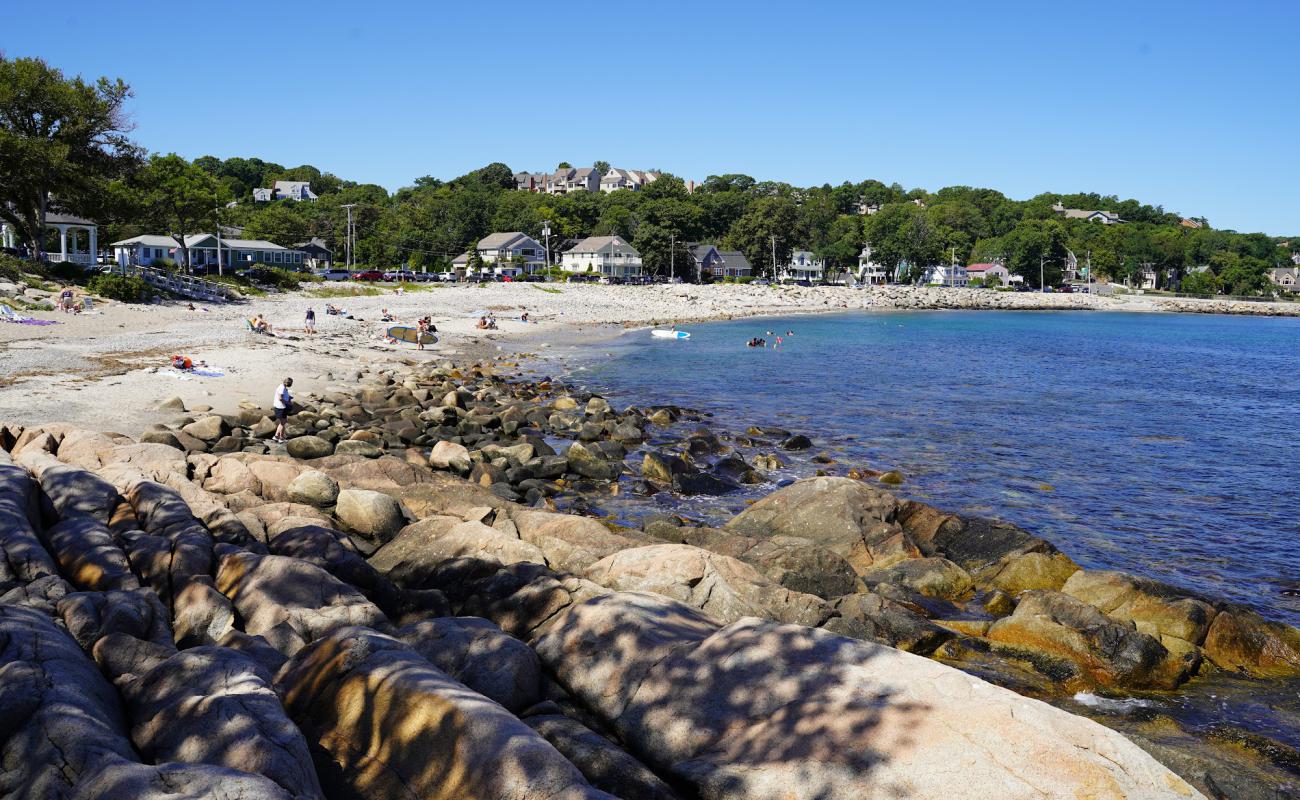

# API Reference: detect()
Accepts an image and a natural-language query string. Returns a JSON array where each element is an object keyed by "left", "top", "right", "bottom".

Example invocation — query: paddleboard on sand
[
  {"left": 651, "top": 329, "right": 690, "bottom": 339},
  {"left": 388, "top": 326, "right": 437, "bottom": 345}
]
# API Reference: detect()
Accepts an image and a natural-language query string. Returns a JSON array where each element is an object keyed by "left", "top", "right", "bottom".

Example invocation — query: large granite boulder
[
  {"left": 334, "top": 488, "right": 406, "bottom": 542},
  {"left": 1200, "top": 605, "right": 1300, "bottom": 677},
  {"left": 585, "top": 544, "right": 831, "bottom": 627},
  {"left": 371, "top": 517, "right": 549, "bottom": 587},
  {"left": 120, "top": 646, "right": 324, "bottom": 799},
  {"left": 397, "top": 616, "right": 541, "bottom": 713},
  {"left": 534, "top": 593, "right": 1203, "bottom": 800},
  {"left": 524, "top": 713, "right": 681, "bottom": 800},
  {"left": 672, "top": 527, "right": 858, "bottom": 599},
  {"left": 0, "top": 463, "right": 59, "bottom": 583},
  {"left": 511, "top": 509, "right": 641, "bottom": 574},
  {"left": 276, "top": 626, "right": 616, "bottom": 799},
  {"left": 42, "top": 515, "right": 140, "bottom": 592},
  {"left": 269, "top": 524, "right": 401, "bottom": 613},
  {"left": 215, "top": 549, "right": 387, "bottom": 655}
]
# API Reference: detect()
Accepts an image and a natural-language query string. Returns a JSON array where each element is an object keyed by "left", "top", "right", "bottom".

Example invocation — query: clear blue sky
[{"left": 4, "top": 0, "right": 1297, "bottom": 234}]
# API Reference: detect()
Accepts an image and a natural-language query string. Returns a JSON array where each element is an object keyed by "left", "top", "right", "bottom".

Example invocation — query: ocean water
[{"left": 567, "top": 311, "right": 1300, "bottom": 626}]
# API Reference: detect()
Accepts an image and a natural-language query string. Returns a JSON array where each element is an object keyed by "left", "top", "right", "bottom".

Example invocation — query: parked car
[
  {"left": 412, "top": 272, "right": 434, "bottom": 282},
  {"left": 437, "top": 271, "right": 457, "bottom": 282},
  {"left": 353, "top": 270, "right": 384, "bottom": 281},
  {"left": 1056, "top": 284, "right": 1074, "bottom": 293},
  {"left": 315, "top": 268, "right": 351, "bottom": 281}
]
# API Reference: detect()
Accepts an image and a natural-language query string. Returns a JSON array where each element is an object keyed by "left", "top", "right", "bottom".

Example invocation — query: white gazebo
[{"left": 0, "top": 211, "right": 98, "bottom": 266}]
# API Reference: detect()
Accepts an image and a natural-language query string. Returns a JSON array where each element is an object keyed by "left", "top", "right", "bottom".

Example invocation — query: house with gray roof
[
  {"left": 1052, "top": 202, "right": 1122, "bottom": 225},
  {"left": 1267, "top": 266, "right": 1299, "bottom": 293},
  {"left": 474, "top": 232, "right": 545, "bottom": 276},
  {"left": 600, "top": 168, "right": 659, "bottom": 193},
  {"left": 546, "top": 167, "right": 600, "bottom": 194},
  {"left": 714, "top": 250, "right": 753, "bottom": 279},
  {"left": 252, "top": 181, "right": 318, "bottom": 202},
  {"left": 560, "top": 236, "right": 643, "bottom": 278},
  {"left": 111, "top": 233, "right": 305, "bottom": 271},
  {"left": 779, "top": 250, "right": 824, "bottom": 283}
]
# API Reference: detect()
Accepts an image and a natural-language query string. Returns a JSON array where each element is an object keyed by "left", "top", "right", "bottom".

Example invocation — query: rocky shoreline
[{"left": 2, "top": 355, "right": 1298, "bottom": 798}]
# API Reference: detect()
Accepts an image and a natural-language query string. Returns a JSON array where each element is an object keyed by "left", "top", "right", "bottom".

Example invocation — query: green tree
[
  {"left": 593, "top": 160, "right": 610, "bottom": 175},
  {"left": 1179, "top": 269, "right": 1219, "bottom": 295},
  {"left": 726, "top": 196, "right": 801, "bottom": 278},
  {"left": 0, "top": 55, "right": 142, "bottom": 255},
  {"left": 241, "top": 202, "right": 309, "bottom": 246},
  {"left": 126, "top": 154, "right": 228, "bottom": 269},
  {"left": 1000, "top": 220, "right": 1069, "bottom": 288}
]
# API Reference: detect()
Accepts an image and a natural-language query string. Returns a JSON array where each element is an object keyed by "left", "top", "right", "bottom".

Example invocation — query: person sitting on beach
[
  {"left": 171, "top": 355, "right": 193, "bottom": 370},
  {"left": 252, "top": 315, "right": 273, "bottom": 335},
  {"left": 476, "top": 316, "right": 490, "bottom": 330},
  {"left": 187, "top": 302, "right": 196, "bottom": 311},
  {"left": 380, "top": 308, "right": 395, "bottom": 322},
  {"left": 59, "top": 286, "right": 75, "bottom": 312},
  {"left": 324, "top": 303, "right": 339, "bottom": 315},
  {"left": 521, "top": 311, "right": 530, "bottom": 323}
]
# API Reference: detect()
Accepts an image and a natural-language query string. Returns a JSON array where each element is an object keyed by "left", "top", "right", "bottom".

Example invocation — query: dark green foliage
[{"left": 87, "top": 272, "right": 149, "bottom": 301}]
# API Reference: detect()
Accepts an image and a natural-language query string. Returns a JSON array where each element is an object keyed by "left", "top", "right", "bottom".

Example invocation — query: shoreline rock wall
[{"left": 1, "top": 359, "right": 1296, "bottom": 797}]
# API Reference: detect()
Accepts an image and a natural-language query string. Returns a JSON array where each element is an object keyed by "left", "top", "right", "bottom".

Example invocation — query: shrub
[
  {"left": 88, "top": 273, "right": 150, "bottom": 302},
  {"left": 0, "top": 253, "right": 32, "bottom": 283},
  {"left": 150, "top": 257, "right": 177, "bottom": 269},
  {"left": 46, "top": 260, "right": 87, "bottom": 283}
]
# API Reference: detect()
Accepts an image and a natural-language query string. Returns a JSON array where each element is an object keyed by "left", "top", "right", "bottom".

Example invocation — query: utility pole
[
  {"left": 1039, "top": 253, "right": 1045, "bottom": 293},
  {"left": 1086, "top": 249, "right": 1092, "bottom": 294},
  {"left": 542, "top": 220, "right": 551, "bottom": 277},
  {"left": 214, "top": 205, "right": 224, "bottom": 277},
  {"left": 950, "top": 246, "right": 956, "bottom": 288},
  {"left": 341, "top": 204, "right": 357, "bottom": 269},
  {"left": 770, "top": 235, "right": 777, "bottom": 281}
]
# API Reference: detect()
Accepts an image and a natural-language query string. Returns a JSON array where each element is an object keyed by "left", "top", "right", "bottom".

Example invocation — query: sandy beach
[{"left": 3, "top": 281, "right": 1297, "bottom": 435}]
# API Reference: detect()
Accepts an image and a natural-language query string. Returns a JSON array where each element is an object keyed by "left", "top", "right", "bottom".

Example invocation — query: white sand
[{"left": 2, "top": 281, "right": 1295, "bottom": 435}]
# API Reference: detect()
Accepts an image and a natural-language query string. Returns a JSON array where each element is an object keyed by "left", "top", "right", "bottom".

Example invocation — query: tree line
[{"left": 2, "top": 55, "right": 1294, "bottom": 293}]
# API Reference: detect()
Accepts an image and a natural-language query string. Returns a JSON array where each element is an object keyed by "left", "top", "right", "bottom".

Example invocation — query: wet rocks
[
  {"left": 641, "top": 450, "right": 692, "bottom": 483},
  {"left": 824, "top": 591, "right": 954, "bottom": 654},
  {"left": 566, "top": 441, "right": 620, "bottom": 480},
  {"left": 779, "top": 433, "right": 812, "bottom": 450},
  {"left": 986, "top": 590, "right": 1196, "bottom": 689}
]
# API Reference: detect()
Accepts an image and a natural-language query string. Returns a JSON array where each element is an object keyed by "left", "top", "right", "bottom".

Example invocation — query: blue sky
[{"left": 4, "top": 0, "right": 1297, "bottom": 234}]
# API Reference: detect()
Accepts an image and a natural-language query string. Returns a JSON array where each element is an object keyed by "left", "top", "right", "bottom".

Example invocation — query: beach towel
[{"left": 0, "top": 304, "right": 59, "bottom": 326}]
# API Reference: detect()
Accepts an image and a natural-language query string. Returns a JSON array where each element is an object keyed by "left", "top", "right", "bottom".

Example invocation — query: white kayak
[{"left": 651, "top": 329, "right": 690, "bottom": 339}]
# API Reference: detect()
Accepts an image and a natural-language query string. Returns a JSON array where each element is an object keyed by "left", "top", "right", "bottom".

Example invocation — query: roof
[
  {"left": 294, "top": 237, "right": 332, "bottom": 253},
  {"left": 111, "top": 233, "right": 292, "bottom": 250},
  {"left": 44, "top": 211, "right": 97, "bottom": 226},
  {"left": 687, "top": 243, "right": 720, "bottom": 261},
  {"left": 718, "top": 251, "right": 753, "bottom": 272},
  {"left": 965, "top": 263, "right": 1004, "bottom": 272},
  {"left": 566, "top": 236, "right": 639, "bottom": 256},
  {"left": 476, "top": 232, "right": 536, "bottom": 250}
]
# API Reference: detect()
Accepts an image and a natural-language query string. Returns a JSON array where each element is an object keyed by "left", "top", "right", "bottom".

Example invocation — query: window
[{"left": 274, "top": 252, "right": 283, "bottom": 263}]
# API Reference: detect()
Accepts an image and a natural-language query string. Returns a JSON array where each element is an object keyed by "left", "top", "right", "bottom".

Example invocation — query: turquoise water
[{"left": 569, "top": 311, "right": 1300, "bottom": 626}]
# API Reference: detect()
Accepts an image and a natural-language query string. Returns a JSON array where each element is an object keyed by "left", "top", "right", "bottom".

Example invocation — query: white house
[
  {"left": 253, "top": 181, "right": 318, "bottom": 202},
  {"left": 560, "top": 236, "right": 643, "bottom": 278},
  {"left": 925, "top": 262, "right": 968, "bottom": 287},
  {"left": 1053, "top": 202, "right": 1122, "bottom": 225},
  {"left": 475, "top": 232, "right": 546, "bottom": 276},
  {"left": 599, "top": 168, "right": 658, "bottom": 193},
  {"left": 546, "top": 167, "right": 601, "bottom": 195},
  {"left": 965, "top": 262, "right": 1011, "bottom": 287},
  {"left": 111, "top": 234, "right": 305, "bottom": 270},
  {"left": 779, "top": 250, "right": 825, "bottom": 283},
  {"left": 853, "top": 245, "right": 890, "bottom": 285}
]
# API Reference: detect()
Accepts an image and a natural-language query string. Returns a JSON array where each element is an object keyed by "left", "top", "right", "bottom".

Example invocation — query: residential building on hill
[
  {"left": 560, "top": 236, "right": 643, "bottom": 278},
  {"left": 111, "top": 234, "right": 305, "bottom": 270},
  {"left": 599, "top": 168, "right": 659, "bottom": 193},
  {"left": 252, "top": 181, "right": 318, "bottom": 202},
  {"left": 1052, "top": 202, "right": 1122, "bottom": 224}
]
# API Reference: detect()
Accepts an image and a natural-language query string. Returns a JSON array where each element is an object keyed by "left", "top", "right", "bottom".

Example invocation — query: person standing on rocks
[{"left": 272, "top": 377, "right": 294, "bottom": 443}]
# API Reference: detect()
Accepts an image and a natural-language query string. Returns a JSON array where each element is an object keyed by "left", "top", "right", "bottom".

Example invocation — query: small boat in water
[{"left": 651, "top": 329, "right": 690, "bottom": 339}]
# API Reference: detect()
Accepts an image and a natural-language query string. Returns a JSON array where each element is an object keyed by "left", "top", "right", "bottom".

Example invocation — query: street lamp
[
  {"left": 541, "top": 220, "right": 551, "bottom": 277},
  {"left": 1039, "top": 253, "right": 1046, "bottom": 293}
]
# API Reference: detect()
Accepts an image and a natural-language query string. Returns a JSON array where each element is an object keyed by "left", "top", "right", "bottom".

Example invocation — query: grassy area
[
  {"left": 306, "top": 285, "right": 382, "bottom": 298},
  {"left": 532, "top": 284, "right": 563, "bottom": 294}
]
